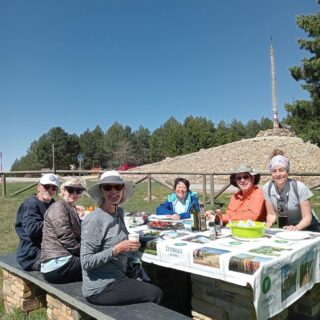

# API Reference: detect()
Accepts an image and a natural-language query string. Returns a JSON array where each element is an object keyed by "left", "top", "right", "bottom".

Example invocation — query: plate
[
  {"left": 149, "top": 215, "right": 173, "bottom": 221},
  {"left": 129, "top": 219, "right": 145, "bottom": 227},
  {"left": 147, "top": 220, "right": 185, "bottom": 230},
  {"left": 275, "top": 231, "right": 310, "bottom": 241}
]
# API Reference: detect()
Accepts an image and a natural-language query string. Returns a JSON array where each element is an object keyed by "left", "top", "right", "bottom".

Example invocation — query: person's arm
[
  {"left": 81, "top": 217, "right": 139, "bottom": 271},
  {"left": 22, "top": 201, "right": 44, "bottom": 238},
  {"left": 284, "top": 200, "right": 312, "bottom": 231},
  {"left": 156, "top": 201, "right": 174, "bottom": 215},
  {"left": 265, "top": 200, "right": 277, "bottom": 228}
]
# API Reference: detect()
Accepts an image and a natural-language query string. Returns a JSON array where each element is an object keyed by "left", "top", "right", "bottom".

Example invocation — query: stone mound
[{"left": 131, "top": 135, "right": 320, "bottom": 187}]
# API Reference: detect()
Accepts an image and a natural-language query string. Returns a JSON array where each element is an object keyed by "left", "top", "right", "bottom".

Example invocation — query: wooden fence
[{"left": 1, "top": 170, "right": 320, "bottom": 205}]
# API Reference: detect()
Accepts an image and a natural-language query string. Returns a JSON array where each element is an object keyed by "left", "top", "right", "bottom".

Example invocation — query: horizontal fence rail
[{"left": 1, "top": 170, "right": 320, "bottom": 205}]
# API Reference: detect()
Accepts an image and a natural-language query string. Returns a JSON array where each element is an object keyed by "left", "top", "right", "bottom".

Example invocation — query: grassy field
[
  {"left": 0, "top": 180, "right": 231, "bottom": 255},
  {"left": 0, "top": 180, "right": 319, "bottom": 319}
]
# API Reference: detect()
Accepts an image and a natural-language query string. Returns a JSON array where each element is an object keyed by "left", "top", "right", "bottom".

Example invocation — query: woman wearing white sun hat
[{"left": 81, "top": 170, "right": 163, "bottom": 305}]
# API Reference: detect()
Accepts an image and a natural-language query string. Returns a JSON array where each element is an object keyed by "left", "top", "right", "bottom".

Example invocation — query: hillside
[{"left": 131, "top": 132, "right": 320, "bottom": 187}]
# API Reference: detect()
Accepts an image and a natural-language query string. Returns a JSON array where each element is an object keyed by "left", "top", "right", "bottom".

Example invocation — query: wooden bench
[{"left": 0, "top": 254, "right": 191, "bottom": 320}]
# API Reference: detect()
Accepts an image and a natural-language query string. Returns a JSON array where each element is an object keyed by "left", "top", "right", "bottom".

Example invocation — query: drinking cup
[{"left": 128, "top": 233, "right": 139, "bottom": 242}]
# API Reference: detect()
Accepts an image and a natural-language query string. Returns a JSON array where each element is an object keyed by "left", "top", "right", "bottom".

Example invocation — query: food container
[{"left": 227, "top": 221, "right": 266, "bottom": 238}]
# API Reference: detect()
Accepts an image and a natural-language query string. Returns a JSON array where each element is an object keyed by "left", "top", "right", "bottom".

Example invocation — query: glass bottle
[
  {"left": 208, "top": 221, "right": 216, "bottom": 240},
  {"left": 191, "top": 204, "right": 200, "bottom": 231},
  {"left": 214, "top": 212, "right": 222, "bottom": 236},
  {"left": 199, "top": 204, "right": 207, "bottom": 231}
]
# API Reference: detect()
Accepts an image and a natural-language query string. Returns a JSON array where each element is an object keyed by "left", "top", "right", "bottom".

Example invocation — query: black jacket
[{"left": 15, "top": 194, "right": 54, "bottom": 270}]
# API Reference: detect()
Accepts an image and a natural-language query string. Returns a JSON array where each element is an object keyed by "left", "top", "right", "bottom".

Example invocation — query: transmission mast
[{"left": 270, "top": 38, "right": 280, "bottom": 128}]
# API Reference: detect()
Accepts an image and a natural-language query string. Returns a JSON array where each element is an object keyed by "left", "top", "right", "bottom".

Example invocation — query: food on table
[{"left": 147, "top": 220, "right": 184, "bottom": 230}]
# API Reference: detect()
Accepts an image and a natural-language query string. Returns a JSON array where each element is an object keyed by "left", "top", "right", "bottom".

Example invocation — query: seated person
[
  {"left": 207, "top": 165, "right": 266, "bottom": 224},
  {"left": 40, "top": 176, "right": 86, "bottom": 283},
  {"left": 156, "top": 177, "right": 199, "bottom": 220},
  {"left": 15, "top": 173, "right": 60, "bottom": 271},
  {"left": 81, "top": 171, "right": 163, "bottom": 305},
  {"left": 264, "top": 149, "right": 319, "bottom": 231}
]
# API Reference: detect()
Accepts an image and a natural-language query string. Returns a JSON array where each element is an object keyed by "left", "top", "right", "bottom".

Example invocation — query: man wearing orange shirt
[
  {"left": 223, "top": 165, "right": 266, "bottom": 224},
  {"left": 207, "top": 165, "right": 266, "bottom": 225}
]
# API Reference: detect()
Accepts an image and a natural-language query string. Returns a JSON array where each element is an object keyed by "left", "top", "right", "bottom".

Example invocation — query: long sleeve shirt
[{"left": 223, "top": 186, "right": 266, "bottom": 224}]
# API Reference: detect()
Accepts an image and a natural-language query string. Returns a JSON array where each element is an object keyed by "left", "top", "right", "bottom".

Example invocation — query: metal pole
[
  {"left": 52, "top": 143, "right": 55, "bottom": 173},
  {"left": 270, "top": 38, "right": 280, "bottom": 128},
  {"left": 202, "top": 175, "right": 206, "bottom": 204}
]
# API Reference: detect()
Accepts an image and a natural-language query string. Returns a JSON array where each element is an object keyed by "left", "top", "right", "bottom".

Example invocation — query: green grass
[
  {"left": 0, "top": 180, "right": 319, "bottom": 319},
  {"left": 0, "top": 307, "right": 47, "bottom": 320}
]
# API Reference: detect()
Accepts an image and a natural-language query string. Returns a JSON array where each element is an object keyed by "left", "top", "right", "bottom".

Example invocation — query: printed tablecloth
[{"left": 133, "top": 225, "right": 320, "bottom": 320}]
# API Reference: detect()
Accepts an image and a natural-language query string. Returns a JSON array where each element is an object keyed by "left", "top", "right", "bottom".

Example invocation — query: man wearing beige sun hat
[{"left": 206, "top": 165, "right": 266, "bottom": 225}]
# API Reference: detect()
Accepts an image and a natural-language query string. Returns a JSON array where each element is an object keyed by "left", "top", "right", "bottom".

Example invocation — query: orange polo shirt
[{"left": 222, "top": 186, "right": 266, "bottom": 224}]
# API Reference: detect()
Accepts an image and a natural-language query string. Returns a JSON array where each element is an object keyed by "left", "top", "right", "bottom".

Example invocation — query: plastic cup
[{"left": 128, "top": 233, "right": 139, "bottom": 242}]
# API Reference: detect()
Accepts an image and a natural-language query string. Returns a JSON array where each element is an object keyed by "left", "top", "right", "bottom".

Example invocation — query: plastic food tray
[{"left": 227, "top": 221, "right": 266, "bottom": 238}]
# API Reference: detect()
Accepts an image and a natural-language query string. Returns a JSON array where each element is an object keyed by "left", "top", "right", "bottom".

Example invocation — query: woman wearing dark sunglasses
[
  {"left": 81, "top": 170, "right": 162, "bottom": 306},
  {"left": 40, "top": 176, "right": 86, "bottom": 283},
  {"left": 207, "top": 165, "right": 266, "bottom": 225},
  {"left": 263, "top": 149, "right": 319, "bottom": 231}
]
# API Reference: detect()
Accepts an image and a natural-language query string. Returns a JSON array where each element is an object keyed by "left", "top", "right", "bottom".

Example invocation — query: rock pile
[{"left": 130, "top": 132, "right": 320, "bottom": 187}]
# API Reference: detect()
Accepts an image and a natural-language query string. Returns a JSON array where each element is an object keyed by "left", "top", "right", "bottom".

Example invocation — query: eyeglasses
[
  {"left": 236, "top": 174, "right": 250, "bottom": 181},
  {"left": 65, "top": 186, "right": 84, "bottom": 195},
  {"left": 102, "top": 184, "right": 124, "bottom": 192},
  {"left": 42, "top": 184, "right": 58, "bottom": 192}
]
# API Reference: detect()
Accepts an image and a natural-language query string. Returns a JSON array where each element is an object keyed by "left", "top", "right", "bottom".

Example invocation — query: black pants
[
  {"left": 30, "top": 259, "right": 41, "bottom": 271},
  {"left": 87, "top": 277, "right": 163, "bottom": 306},
  {"left": 42, "top": 256, "right": 82, "bottom": 284}
]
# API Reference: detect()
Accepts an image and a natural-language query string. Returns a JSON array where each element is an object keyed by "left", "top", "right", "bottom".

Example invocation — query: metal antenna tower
[{"left": 270, "top": 38, "right": 280, "bottom": 128}]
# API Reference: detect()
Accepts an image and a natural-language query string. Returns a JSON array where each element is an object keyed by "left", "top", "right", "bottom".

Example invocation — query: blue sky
[{"left": 0, "top": 0, "right": 318, "bottom": 171}]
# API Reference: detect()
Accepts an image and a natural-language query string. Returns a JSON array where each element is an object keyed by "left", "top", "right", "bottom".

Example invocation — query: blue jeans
[{"left": 42, "top": 256, "right": 82, "bottom": 284}]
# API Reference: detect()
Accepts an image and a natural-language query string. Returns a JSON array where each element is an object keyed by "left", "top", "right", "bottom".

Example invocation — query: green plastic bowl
[{"left": 227, "top": 221, "right": 266, "bottom": 238}]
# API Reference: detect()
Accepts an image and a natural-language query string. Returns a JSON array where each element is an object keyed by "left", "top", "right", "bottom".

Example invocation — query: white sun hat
[{"left": 88, "top": 170, "right": 134, "bottom": 204}]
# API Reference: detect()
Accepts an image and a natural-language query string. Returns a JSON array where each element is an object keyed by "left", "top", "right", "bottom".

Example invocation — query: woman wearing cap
[
  {"left": 207, "top": 165, "right": 266, "bottom": 224},
  {"left": 263, "top": 149, "right": 319, "bottom": 231},
  {"left": 156, "top": 177, "right": 199, "bottom": 220},
  {"left": 81, "top": 170, "right": 162, "bottom": 306},
  {"left": 40, "top": 176, "right": 86, "bottom": 283}
]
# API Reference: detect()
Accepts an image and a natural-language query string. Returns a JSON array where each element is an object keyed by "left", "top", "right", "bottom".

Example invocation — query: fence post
[
  {"left": 1, "top": 173, "right": 6, "bottom": 197},
  {"left": 202, "top": 175, "right": 206, "bottom": 204},
  {"left": 147, "top": 174, "right": 152, "bottom": 203},
  {"left": 210, "top": 174, "right": 214, "bottom": 206}
]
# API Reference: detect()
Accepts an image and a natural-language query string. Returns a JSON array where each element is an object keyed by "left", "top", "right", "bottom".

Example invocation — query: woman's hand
[
  {"left": 171, "top": 214, "right": 180, "bottom": 220},
  {"left": 75, "top": 205, "right": 85, "bottom": 218},
  {"left": 283, "top": 225, "right": 300, "bottom": 231},
  {"left": 113, "top": 240, "right": 141, "bottom": 256},
  {"left": 205, "top": 210, "right": 215, "bottom": 222}
]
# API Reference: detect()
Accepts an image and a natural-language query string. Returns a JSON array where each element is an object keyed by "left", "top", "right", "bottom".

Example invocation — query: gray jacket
[
  {"left": 40, "top": 199, "right": 81, "bottom": 262},
  {"left": 81, "top": 207, "right": 130, "bottom": 298}
]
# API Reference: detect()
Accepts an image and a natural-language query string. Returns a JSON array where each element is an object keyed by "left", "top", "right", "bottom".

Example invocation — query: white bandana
[{"left": 269, "top": 155, "right": 290, "bottom": 172}]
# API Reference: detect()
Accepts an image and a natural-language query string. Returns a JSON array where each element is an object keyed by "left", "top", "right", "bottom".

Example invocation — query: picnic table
[{"left": 130, "top": 217, "right": 320, "bottom": 320}]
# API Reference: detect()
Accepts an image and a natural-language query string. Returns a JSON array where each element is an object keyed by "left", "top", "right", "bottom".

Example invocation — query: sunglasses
[
  {"left": 102, "top": 184, "right": 124, "bottom": 192},
  {"left": 42, "top": 184, "right": 58, "bottom": 192},
  {"left": 65, "top": 186, "right": 84, "bottom": 195},
  {"left": 236, "top": 174, "right": 250, "bottom": 181}
]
